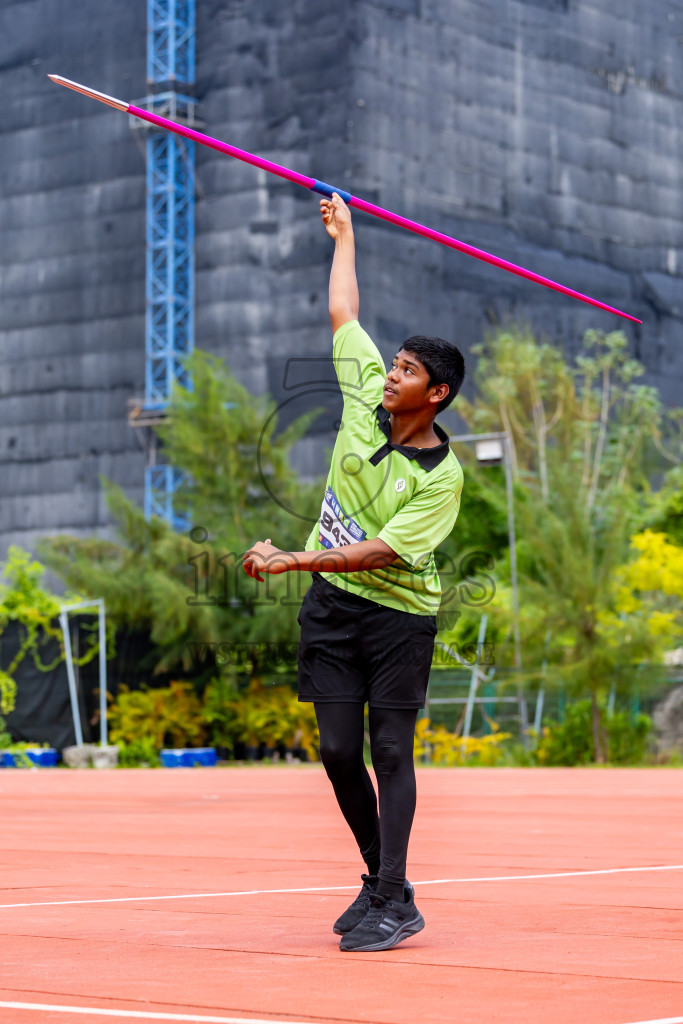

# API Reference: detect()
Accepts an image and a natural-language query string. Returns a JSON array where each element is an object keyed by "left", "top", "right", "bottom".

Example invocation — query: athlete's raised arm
[{"left": 321, "top": 193, "right": 359, "bottom": 334}]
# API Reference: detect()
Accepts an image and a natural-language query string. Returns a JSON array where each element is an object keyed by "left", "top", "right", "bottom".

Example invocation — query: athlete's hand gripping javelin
[{"left": 320, "top": 191, "right": 352, "bottom": 240}]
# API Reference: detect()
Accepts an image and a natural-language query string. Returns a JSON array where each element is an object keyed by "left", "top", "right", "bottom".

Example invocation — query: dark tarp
[
  {"left": 2, "top": 619, "right": 88, "bottom": 750},
  {"left": 2, "top": 618, "right": 206, "bottom": 752}
]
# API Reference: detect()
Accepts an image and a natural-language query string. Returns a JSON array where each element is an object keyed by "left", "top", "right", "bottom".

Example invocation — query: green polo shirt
[{"left": 304, "top": 320, "right": 463, "bottom": 615}]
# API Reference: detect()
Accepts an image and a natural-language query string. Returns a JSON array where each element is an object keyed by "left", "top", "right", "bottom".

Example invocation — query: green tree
[
  {"left": 39, "top": 350, "right": 321, "bottom": 686},
  {"left": 646, "top": 463, "right": 683, "bottom": 545},
  {"left": 455, "top": 325, "right": 680, "bottom": 761}
]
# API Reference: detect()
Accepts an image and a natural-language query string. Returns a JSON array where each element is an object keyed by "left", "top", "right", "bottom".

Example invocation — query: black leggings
[{"left": 314, "top": 702, "right": 419, "bottom": 887}]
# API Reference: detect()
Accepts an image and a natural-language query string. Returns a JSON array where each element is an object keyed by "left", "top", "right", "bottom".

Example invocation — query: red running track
[{"left": 1, "top": 766, "right": 682, "bottom": 1024}]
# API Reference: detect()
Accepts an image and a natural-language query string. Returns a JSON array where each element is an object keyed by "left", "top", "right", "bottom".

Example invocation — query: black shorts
[{"left": 297, "top": 573, "right": 437, "bottom": 709}]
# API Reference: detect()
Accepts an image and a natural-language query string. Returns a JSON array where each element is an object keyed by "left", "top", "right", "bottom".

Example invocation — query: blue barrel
[
  {"left": 0, "top": 748, "right": 58, "bottom": 767},
  {"left": 160, "top": 749, "right": 186, "bottom": 767},
  {"left": 161, "top": 747, "right": 217, "bottom": 767},
  {"left": 190, "top": 747, "right": 217, "bottom": 767},
  {"left": 28, "top": 749, "right": 58, "bottom": 767}
]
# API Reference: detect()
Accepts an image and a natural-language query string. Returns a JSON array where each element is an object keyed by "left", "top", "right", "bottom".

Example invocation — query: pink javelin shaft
[{"left": 48, "top": 75, "right": 641, "bottom": 324}]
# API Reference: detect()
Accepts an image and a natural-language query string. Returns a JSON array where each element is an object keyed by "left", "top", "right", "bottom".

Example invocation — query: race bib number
[{"left": 318, "top": 486, "right": 366, "bottom": 549}]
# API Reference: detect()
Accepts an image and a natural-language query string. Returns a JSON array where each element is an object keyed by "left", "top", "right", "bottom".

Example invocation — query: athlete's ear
[{"left": 428, "top": 383, "right": 449, "bottom": 405}]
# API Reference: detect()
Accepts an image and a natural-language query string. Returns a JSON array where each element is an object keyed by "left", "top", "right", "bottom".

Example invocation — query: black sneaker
[
  {"left": 332, "top": 874, "right": 378, "bottom": 935},
  {"left": 339, "top": 884, "right": 425, "bottom": 952}
]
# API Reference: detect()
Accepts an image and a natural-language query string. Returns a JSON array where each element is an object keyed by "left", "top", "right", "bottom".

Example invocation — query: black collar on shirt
[{"left": 369, "top": 404, "right": 451, "bottom": 472}]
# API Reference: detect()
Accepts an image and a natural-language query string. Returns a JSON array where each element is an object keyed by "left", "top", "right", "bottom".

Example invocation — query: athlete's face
[{"left": 383, "top": 349, "right": 444, "bottom": 413}]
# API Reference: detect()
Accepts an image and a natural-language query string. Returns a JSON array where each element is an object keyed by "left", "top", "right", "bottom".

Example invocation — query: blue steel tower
[{"left": 141, "top": 0, "right": 196, "bottom": 529}]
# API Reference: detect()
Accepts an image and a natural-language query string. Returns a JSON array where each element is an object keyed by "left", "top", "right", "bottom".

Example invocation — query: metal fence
[{"left": 422, "top": 666, "right": 683, "bottom": 745}]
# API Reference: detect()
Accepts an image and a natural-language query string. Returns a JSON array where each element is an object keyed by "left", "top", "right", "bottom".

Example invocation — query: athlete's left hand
[{"left": 242, "top": 539, "right": 287, "bottom": 582}]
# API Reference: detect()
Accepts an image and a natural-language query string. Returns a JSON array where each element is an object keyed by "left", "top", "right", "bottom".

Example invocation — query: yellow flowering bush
[{"left": 414, "top": 717, "right": 511, "bottom": 766}]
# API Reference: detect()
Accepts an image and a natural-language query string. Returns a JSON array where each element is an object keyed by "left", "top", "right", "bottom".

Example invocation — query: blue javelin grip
[{"left": 311, "top": 179, "right": 352, "bottom": 204}]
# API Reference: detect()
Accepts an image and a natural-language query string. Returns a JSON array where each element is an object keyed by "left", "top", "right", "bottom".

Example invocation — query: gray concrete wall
[
  {"left": 193, "top": 0, "right": 354, "bottom": 487},
  {"left": 347, "top": 0, "right": 682, "bottom": 401},
  {"left": 1, "top": 0, "right": 681, "bottom": 582},
  {"left": 0, "top": 0, "right": 147, "bottom": 575}
]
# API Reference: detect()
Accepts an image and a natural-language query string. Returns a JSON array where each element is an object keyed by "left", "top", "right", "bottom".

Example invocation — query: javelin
[{"left": 48, "top": 74, "right": 641, "bottom": 324}]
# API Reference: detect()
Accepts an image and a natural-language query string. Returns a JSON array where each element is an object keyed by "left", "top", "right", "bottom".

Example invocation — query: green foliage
[
  {"left": 105, "top": 678, "right": 320, "bottom": 762},
  {"left": 231, "top": 684, "right": 281, "bottom": 747},
  {"left": 436, "top": 467, "right": 510, "bottom": 569},
  {"left": 200, "top": 677, "right": 241, "bottom": 747},
  {"left": 38, "top": 349, "right": 321, "bottom": 681},
  {"left": 0, "top": 741, "right": 50, "bottom": 768},
  {"left": 456, "top": 324, "right": 681, "bottom": 761},
  {"left": 0, "top": 716, "right": 11, "bottom": 749},
  {"left": 1, "top": 547, "right": 62, "bottom": 720},
  {"left": 607, "top": 530, "right": 683, "bottom": 652},
  {"left": 0, "top": 670, "right": 16, "bottom": 719},
  {"left": 646, "top": 464, "right": 683, "bottom": 545},
  {"left": 0, "top": 546, "right": 106, "bottom": 742},
  {"left": 155, "top": 350, "right": 321, "bottom": 545},
  {"left": 227, "top": 680, "right": 319, "bottom": 757},
  {"left": 534, "top": 701, "right": 595, "bottom": 766},
  {"left": 607, "top": 711, "right": 652, "bottom": 765},
  {"left": 116, "top": 738, "right": 162, "bottom": 768},
  {"left": 108, "top": 682, "right": 207, "bottom": 749},
  {"left": 534, "top": 700, "right": 652, "bottom": 766},
  {"left": 1, "top": 546, "right": 62, "bottom": 629},
  {"left": 414, "top": 717, "right": 511, "bottom": 766}
]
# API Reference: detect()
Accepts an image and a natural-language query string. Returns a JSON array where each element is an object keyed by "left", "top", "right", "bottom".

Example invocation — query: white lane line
[
  {"left": 0, "top": 1004, "right": 329, "bottom": 1024},
  {"left": 417, "top": 865, "right": 683, "bottom": 885},
  {"left": 2, "top": 1003, "right": 682, "bottom": 1024},
  {"left": 621, "top": 1019, "right": 683, "bottom": 1024},
  {"left": 1, "top": 864, "right": 682, "bottom": 911},
  {"left": 2, "top": 1002, "right": 682, "bottom": 1024}
]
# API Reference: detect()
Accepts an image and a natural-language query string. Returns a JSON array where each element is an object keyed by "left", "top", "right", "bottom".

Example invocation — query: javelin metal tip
[{"left": 47, "top": 74, "right": 128, "bottom": 112}]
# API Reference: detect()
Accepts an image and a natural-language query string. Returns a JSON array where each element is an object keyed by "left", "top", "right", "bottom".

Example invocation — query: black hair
[{"left": 399, "top": 335, "right": 466, "bottom": 414}]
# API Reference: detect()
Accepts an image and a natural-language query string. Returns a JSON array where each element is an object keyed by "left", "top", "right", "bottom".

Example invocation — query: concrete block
[
  {"left": 62, "top": 744, "right": 119, "bottom": 768},
  {"left": 62, "top": 744, "right": 96, "bottom": 769},
  {"left": 91, "top": 746, "right": 120, "bottom": 769}
]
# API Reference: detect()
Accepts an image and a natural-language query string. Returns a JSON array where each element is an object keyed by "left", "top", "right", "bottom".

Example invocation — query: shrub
[
  {"left": 230, "top": 680, "right": 320, "bottom": 760},
  {"left": 414, "top": 717, "right": 511, "bottom": 766},
  {"left": 201, "top": 677, "right": 241, "bottom": 748},
  {"left": 534, "top": 702, "right": 595, "bottom": 766},
  {"left": 534, "top": 699, "right": 652, "bottom": 765},
  {"left": 117, "top": 737, "right": 161, "bottom": 768},
  {"left": 105, "top": 678, "right": 320, "bottom": 762},
  {"left": 108, "top": 682, "right": 206, "bottom": 750},
  {"left": 604, "top": 710, "right": 652, "bottom": 765}
]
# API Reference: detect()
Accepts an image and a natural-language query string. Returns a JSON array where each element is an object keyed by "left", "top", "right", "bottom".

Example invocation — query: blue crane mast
[{"left": 139, "top": 0, "right": 196, "bottom": 529}]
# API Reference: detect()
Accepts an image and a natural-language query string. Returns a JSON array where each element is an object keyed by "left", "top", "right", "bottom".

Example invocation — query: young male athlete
[{"left": 243, "top": 192, "right": 464, "bottom": 952}]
